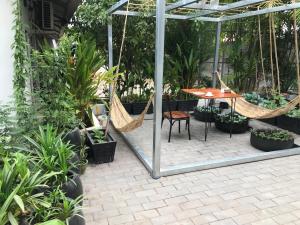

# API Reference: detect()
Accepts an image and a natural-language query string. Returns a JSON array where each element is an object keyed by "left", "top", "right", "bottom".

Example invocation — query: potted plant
[
  {"left": 65, "top": 36, "right": 104, "bottom": 122},
  {"left": 250, "top": 129, "right": 294, "bottom": 151},
  {"left": 194, "top": 106, "right": 220, "bottom": 122},
  {"left": 259, "top": 93, "right": 288, "bottom": 126},
  {"left": 32, "top": 188, "right": 84, "bottom": 225},
  {"left": 0, "top": 153, "right": 57, "bottom": 225},
  {"left": 86, "top": 129, "right": 117, "bottom": 164},
  {"left": 215, "top": 113, "right": 249, "bottom": 133},
  {"left": 25, "top": 126, "right": 83, "bottom": 200},
  {"left": 277, "top": 109, "right": 300, "bottom": 134}
]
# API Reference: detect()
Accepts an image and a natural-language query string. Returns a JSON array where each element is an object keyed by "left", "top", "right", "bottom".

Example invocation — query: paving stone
[{"left": 81, "top": 127, "right": 300, "bottom": 225}]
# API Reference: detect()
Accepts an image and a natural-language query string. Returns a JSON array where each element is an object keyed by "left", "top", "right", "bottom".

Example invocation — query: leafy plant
[
  {"left": 0, "top": 153, "right": 56, "bottom": 225},
  {"left": 12, "top": 0, "right": 30, "bottom": 116},
  {"left": 66, "top": 36, "right": 105, "bottom": 120},
  {"left": 92, "top": 129, "right": 106, "bottom": 143},
  {"left": 31, "top": 37, "right": 81, "bottom": 133},
  {"left": 195, "top": 106, "right": 220, "bottom": 114},
  {"left": 287, "top": 109, "right": 300, "bottom": 118},
  {"left": 215, "top": 113, "right": 248, "bottom": 124},
  {"left": 252, "top": 129, "right": 293, "bottom": 141},
  {"left": 261, "top": 92, "right": 287, "bottom": 109},
  {"left": 243, "top": 92, "right": 264, "bottom": 105},
  {"left": 24, "top": 125, "right": 77, "bottom": 186},
  {"left": 32, "top": 188, "right": 83, "bottom": 224}
]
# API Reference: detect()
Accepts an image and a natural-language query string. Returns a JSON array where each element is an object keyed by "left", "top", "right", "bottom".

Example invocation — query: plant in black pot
[
  {"left": 194, "top": 106, "right": 220, "bottom": 122},
  {"left": 250, "top": 129, "right": 294, "bottom": 151},
  {"left": 25, "top": 125, "right": 83, "bottom": 200},
  {"left": 0, "top": 153, "right": 57, "bottom": 225},
  {"left": 32, "top": 188, "right": 84, "bottom": 225},
  {"left": 277, "top": 109, "right": 300, "bottom": 134},
  {"left": 259, "top": 93, "right": 288, "bottom": 126},
  {"left": 86, "top": 129, "right": 117, "bottom": 164},
  {"left": 215, "top": 113, "right": 249, "bottom": 134}
]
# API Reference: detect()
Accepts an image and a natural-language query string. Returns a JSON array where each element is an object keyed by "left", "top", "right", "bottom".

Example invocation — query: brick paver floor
[
  {"left": 82, "top": 126, "right": 300, "bottom": 225},
  {"left": 125, "top": 117, "right": 300, "bottom": 168}
]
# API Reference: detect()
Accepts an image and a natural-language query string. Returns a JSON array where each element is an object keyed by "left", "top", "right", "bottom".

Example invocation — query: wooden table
[{"left": 182, "top": 88, "right": 241, "bottom": 141}]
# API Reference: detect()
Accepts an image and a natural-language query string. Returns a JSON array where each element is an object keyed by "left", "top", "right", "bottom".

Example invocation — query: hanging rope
[
  {"left": 105, "top": 1, "right": 130, "bottom": 136},
  {"left": 258, "top": 14, "right": 268, "bottom": 94},
  {"left": 271, "top": 13, "right": 281, "bottom": 93},
  {"left": 269, "top": 15, "right": 275, "bottom": 91},
  {"left": 116, "top": 1, "right": 130, "bottom": 75}
]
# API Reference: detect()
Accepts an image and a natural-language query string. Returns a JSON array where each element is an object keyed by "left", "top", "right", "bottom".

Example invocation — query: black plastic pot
[
  {"left": 162, "top": 100, "right": 178, "bottom": 112},
  {"left": 194, "top": 108, "right": 219, "bottom": 122},
  {"left": 177, "top": 99, "right": 198, "bottom": 112},
  {"left": 122, "top": 102, "right": 133, "bottom": 114},
  {"left": 215, "top": 118, "right": 249, "bottom": 134},
  {"left": 250, "top": 132, "right": 294, "bottom": 151},
  {"left": 277, "top": 115, "right": 300, "bottom": 134},
  {"left": 259, "top": 117, "right": 278, "bottom": 126},
  {"left": 86, "top": 130, "right": 117, "bottom": 164},
  {"left": 62, "top": 172, "right": 83, "bottom": 200},
  {"left": 64, "top": 128, "right": 82, "bottom": 152},
  {"left": 132, "top": 102, "right": 153, "bottom": 115},
  {"left": 68, "top": 211, "right": 85, "bottom": 225}
]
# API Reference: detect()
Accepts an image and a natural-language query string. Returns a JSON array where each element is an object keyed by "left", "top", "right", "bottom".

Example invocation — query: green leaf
[
  {"left": 37, "top": 219, "right": 66, "bottom": 225},
  {"left": 13, "top": 195, "right": 25, "bottom": 212},
  {"left": 8, "top": 212, "right": 18, "bottom": 225}
]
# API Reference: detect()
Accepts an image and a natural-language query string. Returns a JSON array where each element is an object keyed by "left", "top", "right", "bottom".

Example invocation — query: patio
[
  {"left": 82, "top": 129, "right": 300, "bottom": 225},
  {"left": 125, "top": 116, "right": 300, "bottom": 169}
]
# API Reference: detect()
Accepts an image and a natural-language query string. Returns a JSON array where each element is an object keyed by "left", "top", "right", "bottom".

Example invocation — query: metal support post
[
  {"left": 152, "top": 0, "right": 166, "bottom": 179},
  {"left": 212, "top": 21, "right": 221, "bottom": 88},
  {"left": 108, "top": 17, "right": 113, "bottom": 99}
]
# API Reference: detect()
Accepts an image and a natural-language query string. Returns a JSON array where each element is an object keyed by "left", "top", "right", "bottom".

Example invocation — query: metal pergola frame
[{"left": 107, "top": 0, "right": 300, "bottom": 179}]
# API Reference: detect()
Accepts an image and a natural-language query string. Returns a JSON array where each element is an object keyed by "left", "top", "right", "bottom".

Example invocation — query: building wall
[{"left": 0, "top": 0, "right": 15, "bottom": 103}]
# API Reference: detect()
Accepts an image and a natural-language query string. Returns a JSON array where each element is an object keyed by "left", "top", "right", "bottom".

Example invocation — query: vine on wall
[{"left": 12, "top": 0, "right": 29, "bottom": 110}]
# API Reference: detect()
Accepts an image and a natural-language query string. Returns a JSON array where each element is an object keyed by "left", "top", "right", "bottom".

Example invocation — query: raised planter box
[
  {"left": 132, "top": 102, "right": 153, "bottom": 115},
  {"left": 162, "top": 100, "right": 177, "bottom": 112},
  {"left": 277, "top": 115, "right": 300, "bottom": 134},
  {"left": 250, "top": 132, "right": 294, "bottom": 151},
  {"left": 86, "top": 130, "right": 117, "bottom": 164},
  {"left": 177, "top": 99, "right": 198, "bottom": 112},
  {"left": 259, "top": 117, "right": 278, "bottom": 126},
  {"left": 194, "top": 108, "right": 219, "bottom": 122},
  {"left": 122, "top": 102, "right": 133, "bottom": 114},
  {"left": 215, "top": 117, "right": 249, "bottom": 134}
]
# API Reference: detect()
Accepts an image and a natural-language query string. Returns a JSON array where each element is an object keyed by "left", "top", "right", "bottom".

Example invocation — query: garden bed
[
  {"left": 215, "top": 113, "right": 249, "bottom": 134},
  {"left": 250, "top": 129, "right": 294, "bottom": 151}
]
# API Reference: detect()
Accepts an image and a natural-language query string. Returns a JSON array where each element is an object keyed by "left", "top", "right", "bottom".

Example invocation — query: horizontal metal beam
[
  {"left": 220, "top": 3, "right": 300, "bottom": 22},
  {"left": 160, "top": 147, "right": 300, "bottom": 177},
  {"left": 165, "top": 0, "right": 198, "bottom": 12},
  {"left": 221, "top": 0, "right": 265, "bottom": 11},
  {"left": 107, "top": 0, "right": 128, "bottom": 14},
  {"left": 113, "top": 10, "right": 190, "bottom": 20},
  {"left": 187, "top": 0, "right": 265, "bottom": 19}
]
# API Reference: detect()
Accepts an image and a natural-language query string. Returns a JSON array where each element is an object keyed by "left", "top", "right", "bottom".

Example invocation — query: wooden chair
[{"left": 161, "top": 95, "right": 191, "bottom": 142}]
